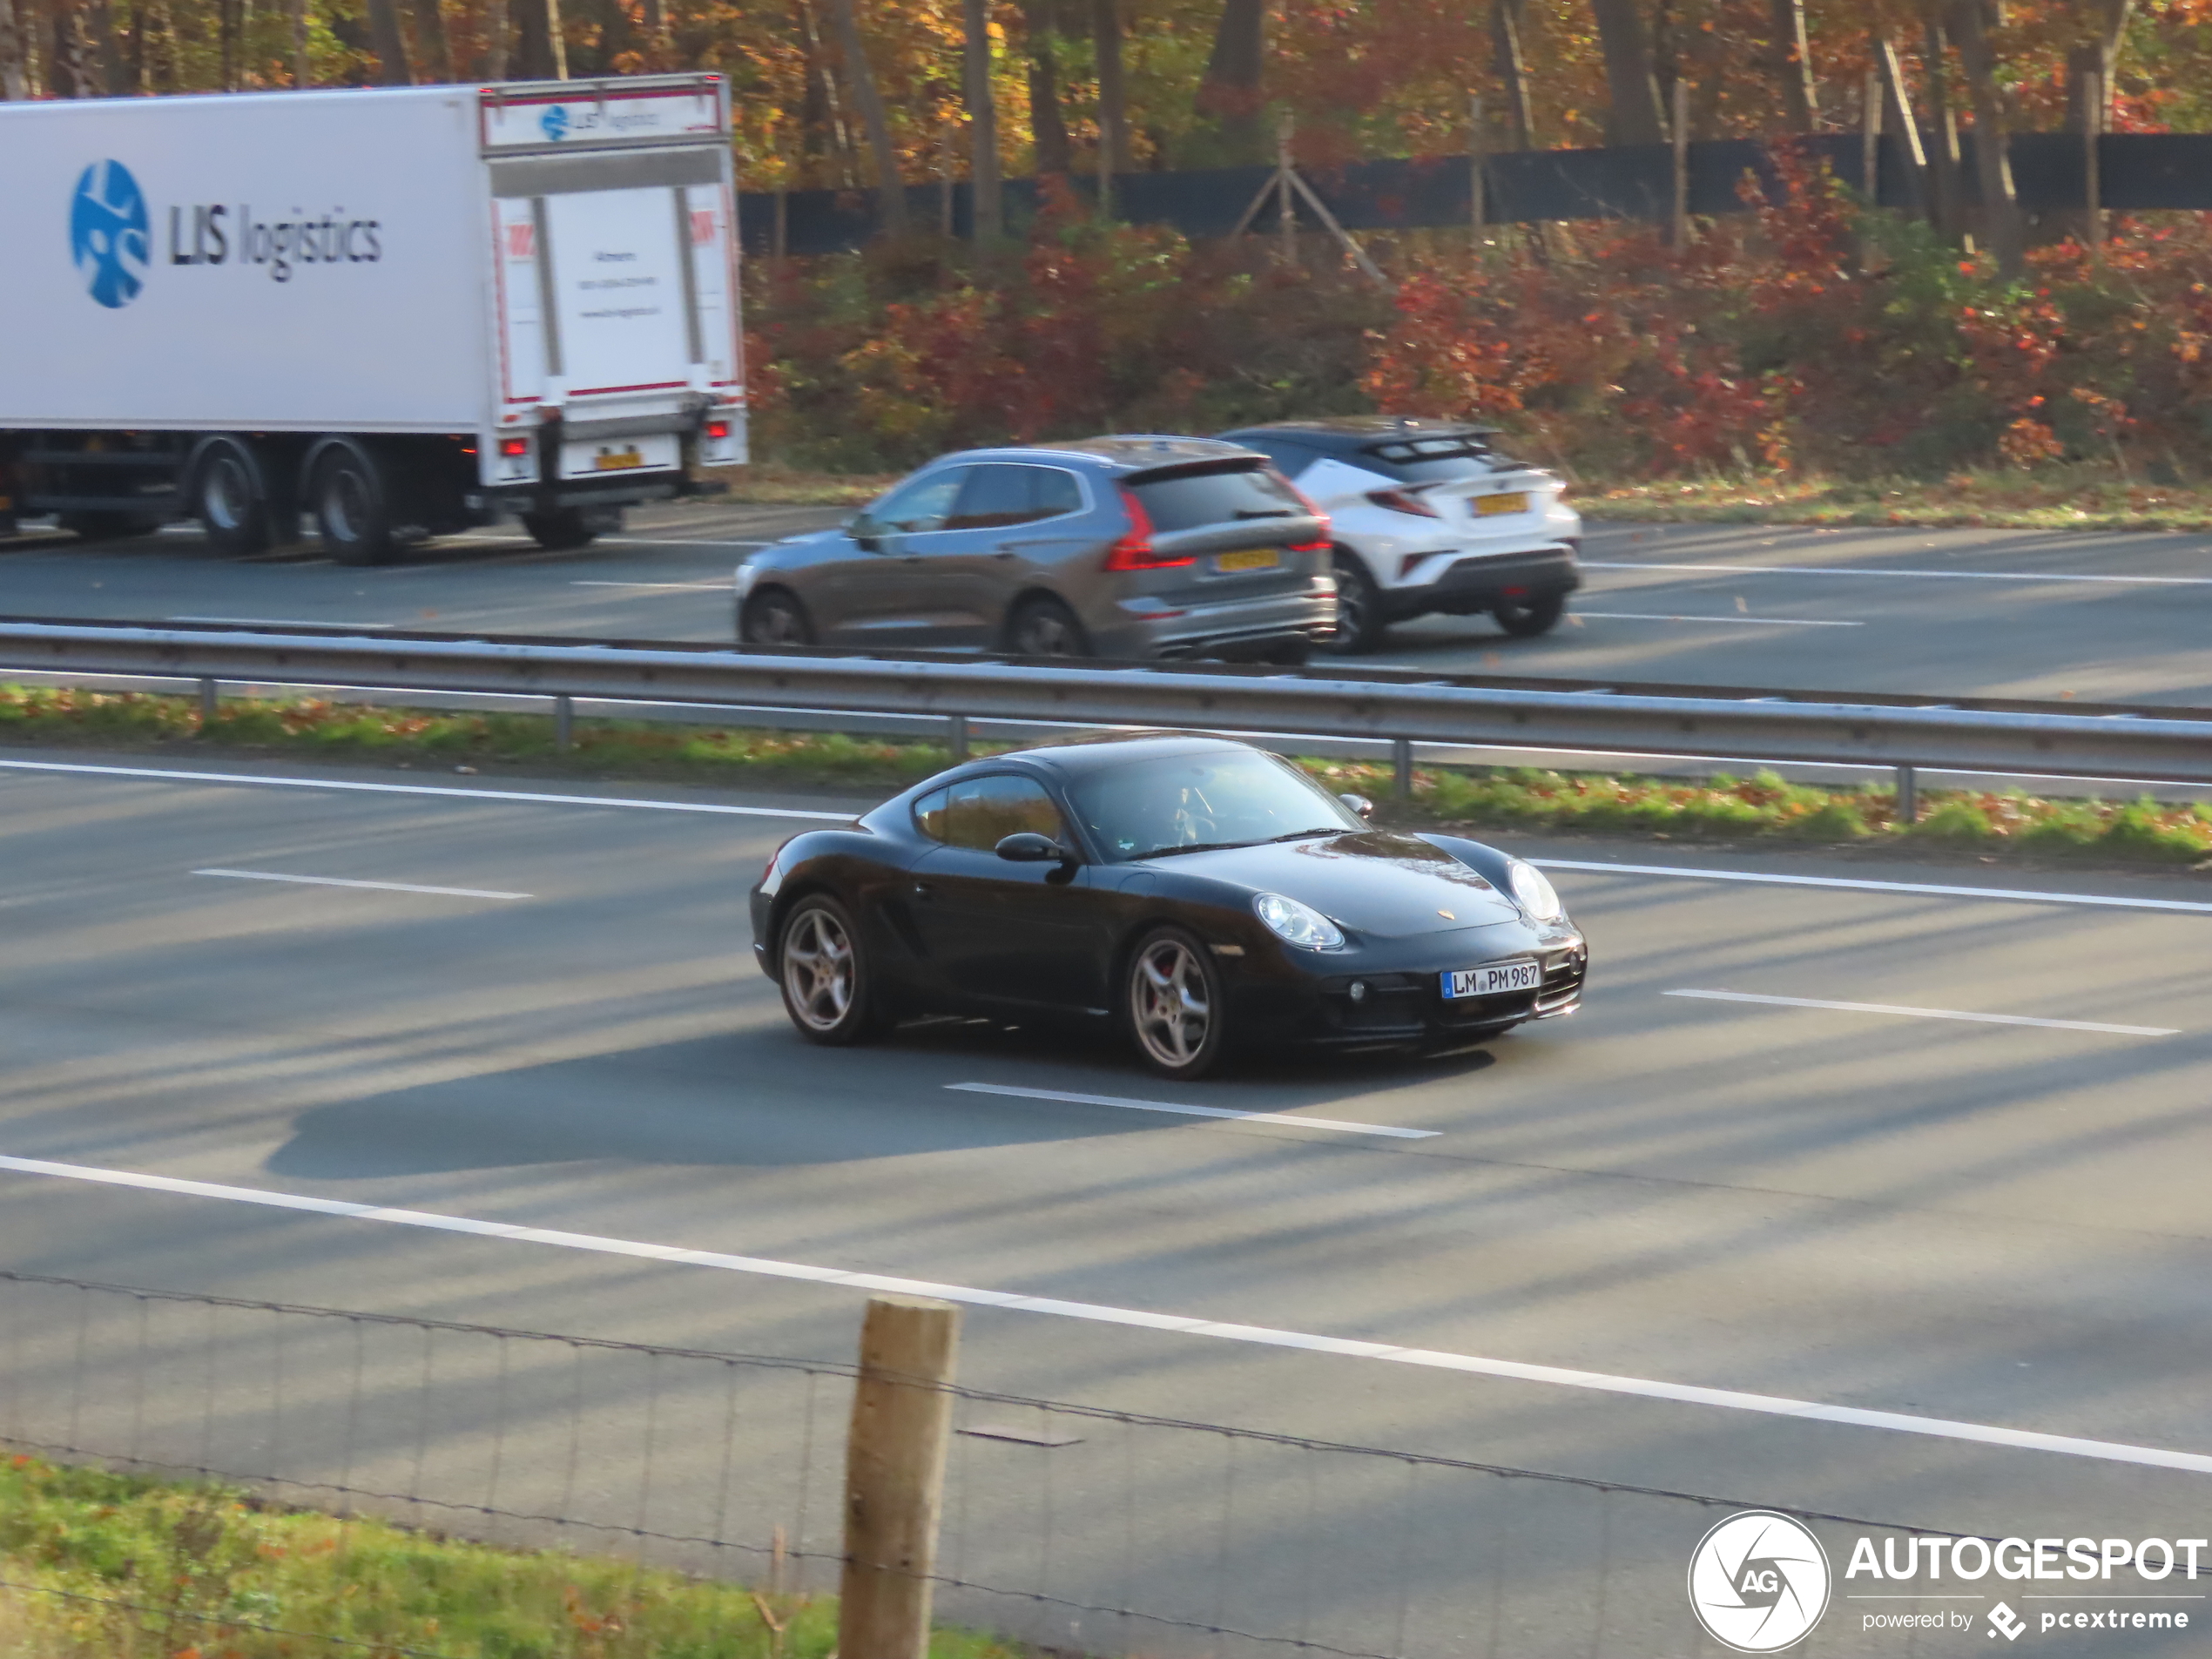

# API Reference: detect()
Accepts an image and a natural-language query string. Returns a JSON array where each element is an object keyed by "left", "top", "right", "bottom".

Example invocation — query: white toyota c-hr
[{"left": 1215, "top": 417, "right": 1581, "bottom": 654}]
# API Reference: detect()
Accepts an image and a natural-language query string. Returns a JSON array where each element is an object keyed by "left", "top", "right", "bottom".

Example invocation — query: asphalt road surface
[
  {"left": 6, "top": 506, "right": 2212, "bottom": 702},
  {"left": 4, "top": 747, "right": 2212, "bottom": 1653}
]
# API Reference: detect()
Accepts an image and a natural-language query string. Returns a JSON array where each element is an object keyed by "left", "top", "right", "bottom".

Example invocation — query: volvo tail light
[
  {"left": 1285, "top": 479, "right": 1333, "bottom": 553},
  {"left": 1102, "top": 489, "right": 1194, "bottom": 570}
]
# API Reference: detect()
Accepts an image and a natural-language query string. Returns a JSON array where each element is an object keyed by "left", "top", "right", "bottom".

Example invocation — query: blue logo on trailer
[
  {"left": 71, "top": 160, "right": 152, "bottom": 308},
  {"left": 540, "top": 105, "right": 571, "bottom": 141}
]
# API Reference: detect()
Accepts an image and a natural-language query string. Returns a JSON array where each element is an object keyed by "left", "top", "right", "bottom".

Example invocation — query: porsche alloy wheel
[
  {"left": 1125, "top": 928, "right": 1226, "bottom": 1079},
  {"left": 779, "top": 896, "right": 879, "bottom": 1044}
]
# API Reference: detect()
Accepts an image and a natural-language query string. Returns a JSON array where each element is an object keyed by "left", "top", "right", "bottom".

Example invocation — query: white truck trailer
[{"left": 0, "top": 73, "right": 746, "bottom": 563}]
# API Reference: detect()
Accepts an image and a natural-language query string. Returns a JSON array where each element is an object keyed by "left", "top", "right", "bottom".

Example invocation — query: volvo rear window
[
  {"left": 1124, "top": 463, "right": 1305, "bottom": 532},
  {"left": 1359, "top": 435, "right": 1498, "bottom": 482}
]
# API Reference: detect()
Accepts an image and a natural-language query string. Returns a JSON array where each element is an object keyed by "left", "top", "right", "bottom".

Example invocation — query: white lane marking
[
  {"left": 1535, "top": 860, "right": 2212, "bottom": 915},
  {"left": 1583, "top": 560, "right": 2212, "bottom": 587},
  {"left": 193, "top": 868, "right": 533, "bottom": 901},
  {"left": 1571, "top": 610, "right": 1862, "bottom": 628},
  {"left": 0, "top": 759, "right": 853, "bottom": 819},
  {"left": 7, "top": 1151, "right": 2212, "bottom": 1478},
  {"left": 169, "top": 616, "right": 396, "bottom": 630},
  {"left": 570, "top": 580, "right": 733, "bottom": 591},
  {"left": 1664, "top": 988, "right": 2178, "bottom": 1037},
  {"left": 945, "top": 1082, "right": 1437, "bottom": 1139}
]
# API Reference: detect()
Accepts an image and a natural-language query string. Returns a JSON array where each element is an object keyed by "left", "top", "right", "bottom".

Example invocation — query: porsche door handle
[{"left": 911, "top": 881, "right": 938, "bottom": 901}]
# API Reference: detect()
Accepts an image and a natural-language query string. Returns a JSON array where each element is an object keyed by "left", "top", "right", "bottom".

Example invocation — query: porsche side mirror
[
  {"left": 847, "top": 514, "right": 882, "bottom": 552},
  {"left": 995, "top": 832, "right": 1073, "bottom": 864},
  {"left": 1339, "top": 792, "right": 1375, "bottom": 819}
]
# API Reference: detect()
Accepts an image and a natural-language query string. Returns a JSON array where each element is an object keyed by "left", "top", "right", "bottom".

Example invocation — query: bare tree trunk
[
  {"left": 412, "top": 0, "right": 453, "bottom": 80},
  {"left": 1921, "top": 21, "right": 1964, "bottom": 239},
  {"left": 825, "top": 0, "right": 907, "bottom": 233},
  {"left": 1195, "top": 0, "right": 1265, "bottom": 163},
  {"left": 365, "top": 0, "right": 412, "bottom": 81},
  {"left": 963, "top": 0, "right": 1001, "bottom": 237},
  {"left": 1023, "top": 0, "right": 1070, "bottom": 173},
  {"left": 1588, "top": 0, "right": 1666, "bottom": 145},
  {"left": 47, "top": 0, "right": 96, "bottom": 93},
  {"left": 639, "top": 0, "right": 671, "bottom": 68},
  {"left": 514, "top": 0, "right": 563, "bottom": 78},
  {"left": 2055, "top": 0, "right": 2128, "bottom": 238},
  {"left": 1873, "top": 31, "right": 1929, "bottom": 214},
  {"left": 1770, "top": 0, "right": 1817, "bottom": 129},
  {"left": 1947, "top": 0, "right": 2024, "bottom": 275},
  {"left": 1491, "top": 0, "right": 1534, "bottom": 146},
  {"left": 1091, "top": 0, "right": 1128, "bottom": 169},
  {"left": 289, "top": 0, "right": 307, "bottom": 83},
  {"left": 0, "top": 0, "right": 28, "bottom": 98}
]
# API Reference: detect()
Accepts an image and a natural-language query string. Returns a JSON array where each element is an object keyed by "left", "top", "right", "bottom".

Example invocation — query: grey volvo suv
[{"left": 734, "top": 437, "right": 1338, "bottom": 661}]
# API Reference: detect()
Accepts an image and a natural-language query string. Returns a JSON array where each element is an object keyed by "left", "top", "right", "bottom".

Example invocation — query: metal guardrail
[{"left": 5, "top": 616, "right": 2212, "bottom": 814}]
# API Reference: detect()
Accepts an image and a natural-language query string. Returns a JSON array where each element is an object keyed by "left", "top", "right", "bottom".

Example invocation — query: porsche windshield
[{"left": 1068, "top": 751, "right": 1363, "bottom": 861}]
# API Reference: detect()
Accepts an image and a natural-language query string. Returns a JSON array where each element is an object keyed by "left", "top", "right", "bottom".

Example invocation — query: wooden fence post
[{"left": 839, "top": 1294, "right": 961, "bottom": 1659}]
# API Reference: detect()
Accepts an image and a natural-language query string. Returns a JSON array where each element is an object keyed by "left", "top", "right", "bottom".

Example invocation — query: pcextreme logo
[
  {"left": 540, "top": 104, "right": 572, "bottom": 141},
  {"left": 1688, "top": 1511, "right": 1833, "bottom": 1653},
  {"left": 71, "top": 159, "right": 152, "bottom": 308}
]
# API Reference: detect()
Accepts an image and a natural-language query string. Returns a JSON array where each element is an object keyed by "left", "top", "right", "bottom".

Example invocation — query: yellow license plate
[
  {"left": 593, "top": 446, "right": 646, "bottom": 471},
  {"left": 1216, "top": 548, "right": 1281, "bottom": 573},
  {"left": 1474, "top": 491, "right": 1529, "bottom": 516}
]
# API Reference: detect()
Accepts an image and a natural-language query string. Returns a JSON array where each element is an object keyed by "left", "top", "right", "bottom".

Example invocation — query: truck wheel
[
  {"left": 192, "top": 437, "right": 273, "bottom": 557},
  {"left": 310, "top": 441, "right": 394, "bottom": 567},
  {"left": 521, "top": 509, "right": 599, "bottom": 551}
]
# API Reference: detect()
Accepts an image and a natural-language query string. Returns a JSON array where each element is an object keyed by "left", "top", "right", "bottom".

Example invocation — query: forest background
[{"left": 3, "top": 0, "right": 2211, "bottom": 486}]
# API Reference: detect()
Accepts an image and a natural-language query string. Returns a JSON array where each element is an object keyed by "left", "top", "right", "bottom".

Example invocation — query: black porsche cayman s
[{"left": 751, "top": 733, "right": 1587, "bottom": 1079}]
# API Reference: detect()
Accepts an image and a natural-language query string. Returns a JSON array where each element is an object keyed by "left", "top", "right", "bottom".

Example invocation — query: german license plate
[
  {"left": 593, "top": 446, "right": 646, "bottom": 470},
  {"left": 1442, "top": 960, "right": 1541, "bottom": 999},
  {"left": 1474, "top": 491, "right": 1529, "bottom": 516},
  {"left": 1215, "top": 547, "right": 1280, "bottom": 573}
]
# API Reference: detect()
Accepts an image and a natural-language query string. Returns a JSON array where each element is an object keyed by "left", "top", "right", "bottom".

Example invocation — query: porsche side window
[
  {"left": 913, "top": 786, "right": 952, "bottom": 842},
  {"left": 944, "top": 775, "right": 1067, "bottom": 850}
]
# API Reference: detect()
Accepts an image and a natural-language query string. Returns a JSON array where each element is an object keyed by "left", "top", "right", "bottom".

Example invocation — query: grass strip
[
  {"left": 1580, "top": 465, "right": 2212, "bottom": 532},
  {"left": 718, "top": 461, "right": 2212, "bottom": 533},
  {"left": 6, "top": 684, "right": 2212, "bottom": 868},
  {"left": 0, "top": 1453, "right": 1012, "bottom": 1659}
]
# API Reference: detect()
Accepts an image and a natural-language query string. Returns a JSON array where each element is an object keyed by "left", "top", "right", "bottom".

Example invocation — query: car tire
[
  {"left": 1325, "top": 551, "right": 1388, "bottom": 654},
  {"left": 521, "top": 508, "right": 600, "bottom": 551},
  {"left": 777, "top": 894, "right": 885, "bottom": 1045},
  {"left": 740, "top": 588, "right": 816, "bottom": 647},
  {"left": 1123, "top": 926, "right": 1229, "bottom": 1080},
  {"left": 1494, "top": 593, "right": 1566, "bottom": 637},
  {"left": 1007, "top": 595, "right": 1091, "bottom": 658},
  {"left": 192, "top": 436, "right": 273, "bottom": 557},
  {"left": 309, "top": 440, "right": 395, "bottom": 567}
]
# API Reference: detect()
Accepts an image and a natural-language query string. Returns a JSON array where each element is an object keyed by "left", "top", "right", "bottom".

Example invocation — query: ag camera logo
[
  {"left": 540, "top": 104, "right": 571, "bottom": 141},
  {"left": 1689, "top": 1511, "right": 1831, "bottom": 1652},
  {"left": 71, "top": 159, "right": 152, "bottom": 308}
]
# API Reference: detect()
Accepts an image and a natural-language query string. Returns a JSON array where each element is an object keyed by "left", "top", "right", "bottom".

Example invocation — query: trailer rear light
[
  {"left": 1102, "top": 489, "right": 1192, "bottom": 571},
  {"left": 1366, "top": 488, "right": 1439, "bottom": 518},
  {"left": 705, "top": 418, "right": 732, "bottom": 442},
  {"left": 498, "top": 436, "right": 530, "bottom": 457}
]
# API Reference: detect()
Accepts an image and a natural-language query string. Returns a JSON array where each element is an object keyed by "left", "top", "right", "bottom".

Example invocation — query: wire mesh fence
[{"left": 0, "top": 1269, "right": 1952, "bottom": 1658}]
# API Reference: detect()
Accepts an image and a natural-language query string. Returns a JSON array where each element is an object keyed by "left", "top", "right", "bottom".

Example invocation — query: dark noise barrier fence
[
  {"left": 0, "top": 1270, "right": 1954, "bottom": 1658},
  {"left": 738, "top": 131, "right": 2212, "bottom": 258}
]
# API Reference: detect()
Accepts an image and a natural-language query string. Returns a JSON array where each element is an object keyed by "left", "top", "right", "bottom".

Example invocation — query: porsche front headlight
[
  {"left": 1253, "top": 893, "right": 1345, "bottom": 952},
  {"left": 1507, "top": 859, "right": 1563, "bottom": 922}
]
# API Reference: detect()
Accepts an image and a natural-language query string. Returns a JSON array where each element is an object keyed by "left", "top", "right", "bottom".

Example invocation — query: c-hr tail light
[{"left": 1366, "top": 488, "right": 1439, "bottom": 517}]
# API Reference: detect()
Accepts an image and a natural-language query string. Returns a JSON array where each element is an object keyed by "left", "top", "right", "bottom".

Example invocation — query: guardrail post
[
  {"left": 948, "top": 713, "right": 968, "bottom": 764},
  {"left": 1895, "top": 764, "right": 1918, "bottom": 825},
  {"left": 198, "top": 678, "right": 219, "bottom": 729},
  {"left": 840, "top": 1294, "right": 960, "bottom": 1659},
  {"left": 1393, "top": 738, "right": 1413, "bottom": 802},
  {"left": 554, "top": 694, "right": 574, "bottom": 752}
]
